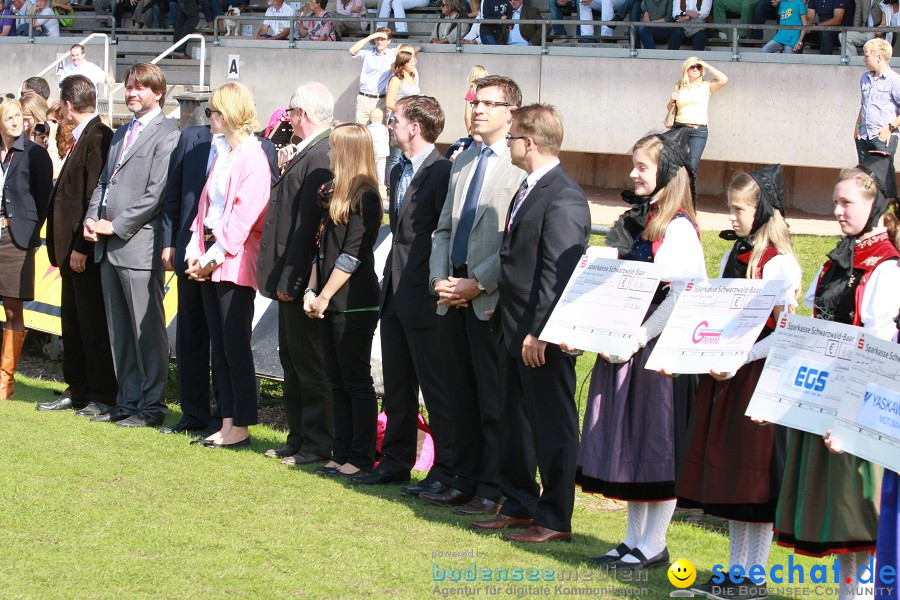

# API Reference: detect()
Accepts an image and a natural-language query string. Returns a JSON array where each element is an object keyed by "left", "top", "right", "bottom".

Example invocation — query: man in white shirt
[
  {"left": 348, "top": 27, "right": 397, "bottom": 124},
  {"left": 11, "top": 0, "right": 33, "bottom": 34},
  {"left": 31, "top": 0, "right": 58, "bottom": 36},
  {"left": 61, "top": 44, "right": 109, "bottom": 96},
  {"left": 256, "top": 0, "right": 295, "bottom": 39}
]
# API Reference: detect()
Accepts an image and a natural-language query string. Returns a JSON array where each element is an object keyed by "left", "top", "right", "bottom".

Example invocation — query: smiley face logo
[{"left": 668, "top": 559, "right": 697, "bottom": 588}]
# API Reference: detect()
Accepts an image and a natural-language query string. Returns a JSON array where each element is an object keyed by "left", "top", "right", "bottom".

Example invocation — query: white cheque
[
  {"left": 744, "top": 313, "right": 862, "bottom": 436},
  {"left": 644, "top": 278, "right": 780, "bottom": 374},
  {"left": 539, "top": 255, "right": 664, "bottom": 356},
  {"left": 830, "top": 334, "right": 900, "bottom": 472}
]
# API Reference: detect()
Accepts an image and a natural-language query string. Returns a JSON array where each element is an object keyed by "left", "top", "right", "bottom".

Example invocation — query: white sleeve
[
  {"left": 698, "top": 0, "right": 712, "bottom": 19},
  {"left": 761, "top": 254, "right": 802, "bottom": 309},
  {"left": 654, "top": 217, "right": 707, "bottom": 291},
  {"left": 860, "top": 259, "right": 900, "bottom": 341},
  {"left": 717, "top": 250, "right": 730, "bottom": 277},
  {"left": 803, "top": 265, "right": 824, "bottom": 311}
]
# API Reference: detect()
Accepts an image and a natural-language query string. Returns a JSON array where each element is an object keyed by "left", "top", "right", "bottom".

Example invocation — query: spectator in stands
[
  {"left": 256, "top": 0, "right": 294, "bottom": 39},
  {"left": 751, "top": 0, "right": 778, "bottom": 40},
  {"left": 854, "top": 37, "right": 900, "bottom": 198},
  {"left": 349, "top": 28, "right": 396, "bottom": 124},
  {"left": 548, "top": 0, "right": 575, "bottom": 38},
  {"left": 805, "top": 0, "right": 845, "bottom": 54},
  {"left": 29, "top": 0, "right": 59, "bottom": 36},
  {"left": 1, "top": 0, "right": 18, "bottom": 35},
  {"left": 10, "top": 0, "right": 33, "bottom": 34},
  {"left": 92, "top": 0, "right": 127, "bottom": 29},
  {"left": 20, "top": 92, "right": 49, "bottom": 145},
  {"left": 841, "top": 0, "right": 882, "bottom": 54},
  {"left": 505, "top": 0, "right": 541, "bottom": 44},
  {"left": 201, "top": 0, "right": 223, "bottom": 31},
  {"left": 712, "top": 0, "right": 755, "bottom": 38},
  {"left": 479, "top": 0, "right": 512, "bottom": 43},
  {"left": 668, "top": 0, "right": 711, "bottom": 50},
  {"left": 50, "top": 0, "right": 73, "bottom": 29},
  {"left": 762, "top": 0, "right": 808, "bottom": 52},
  {"left": 377, "top": 0, "right": 429, "bottom": 34},
  {"left": 172, "top": 0, "right": 198, "bottom": 59},
  {"left": 636, "top": 0, "right": 675, "bottom": 47},
  {"left": 130, "top": 0, "right": 155, "bottom": 29},
  {"left": 668, "top": 57, "right": 728, "bottom": 174},
  {"left": 580, "top": 0, "right": 635, "bottom": 38},
  {"left": 431, "top": 0, "right": 470, "bottom": 42},
  {"left": 304, "top": 123, "right": 382, "bottom": 479},
  {"left": 62, "top": 45, "right": 109, "bottom": 96},
  {"left": 297, "top": 0, "right": 338, "bottom": 40},
  {"left": 21, "top": 77, "right": 50, "bottom": 101},
  {"left": 384, "top": 50, "right": 419, "bottom": 184},
  {"left": 879, "top": 0, "right": 900, "bottom": 45},
  {"left": 335, "top": 0, "right": 367, "bottom": 37}
]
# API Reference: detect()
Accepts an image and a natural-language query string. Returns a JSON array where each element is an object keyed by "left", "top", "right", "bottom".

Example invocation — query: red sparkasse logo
[
  {"left": 858, "top": 334, "right": 865, "bottom": 350},
  {"left": 779, "top": 315, "right": 788, "bottom": 328},
  {"left": 692, "top": 321, "right": 723, "bottom": 345}
]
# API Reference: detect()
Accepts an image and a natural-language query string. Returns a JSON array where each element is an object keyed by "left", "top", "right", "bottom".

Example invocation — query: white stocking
[
  {"left": 619, "top": 499, "right": 675, "bottom": 564},
  {"left": 744, "top": 522, "right": 775, "bottom": 572},
  {"left": 728, "top": 520, "right": 750, "bottom": 571},
  {"left": 608, "top": 501, "right": 647, "bottom": 557}
]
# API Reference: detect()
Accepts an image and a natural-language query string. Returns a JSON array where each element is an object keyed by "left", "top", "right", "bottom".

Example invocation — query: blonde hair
[
  {"left": 675, "top": 56, "right": 704, "bottom": 91},
  {"left": 368, "top": 107, "right": 384, "bottom": 124},
  {"left": 210, "top": 82, "right": 259, "bottom": 135},
  {"left": 634, "top": 135, "right": 696, "bottom": 242},
  {"left": 727, "top": 172, "right": 795, "bottom": 277},
  {"left": 511, "top": 103, "right": 563, "bottom": 155},
  {"left": 0, "top": 97, "right": 22, "bottom": 123},
  {"left": 864, "top": 37, "right": 893, "bottom": 61},
  {"left": 20, "top": 92, "right": 48, "bottom": 124},
  {"left": 467, "top": 65, "right": 488, "bottom": 87},
  {"left": 396, "top": 43, "right": 416, "bottom": 54},
  {"left": 329, "top": 123, "right": 382, "bottom": 225}
]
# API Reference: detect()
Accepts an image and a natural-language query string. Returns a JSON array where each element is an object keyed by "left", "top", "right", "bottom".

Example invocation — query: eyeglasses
[
  {"left": 204, "top": 107, "right": 221, "bottom": 118},
  {"left": 505, "top": 134, "right": 527, "bottom": 143},
  {"left": 689, "top": 64, "right": 702, "bottom": 70},
  {"left": 469, "top": 100, "right": 511, "bottom": 109}
]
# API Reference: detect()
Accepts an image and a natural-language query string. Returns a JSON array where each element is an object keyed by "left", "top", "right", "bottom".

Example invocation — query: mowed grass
[{"left": 0, "top": 232, "right": 841, "bottom": 599}]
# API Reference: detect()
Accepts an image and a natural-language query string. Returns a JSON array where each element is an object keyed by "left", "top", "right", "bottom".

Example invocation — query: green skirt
[{"left": 774, "top": 429, "right": 880, "bottom": 557}]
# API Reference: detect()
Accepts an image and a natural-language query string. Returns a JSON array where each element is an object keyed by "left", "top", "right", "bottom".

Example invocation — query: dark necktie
[
  {"left": 505, "top": 179, "right": 529, "bottom": 234},
  {"left": 395, "top": 158, "right": 413, "bottom": 215},
  {"left": 451, "top": 146, "right": 493, "bottom": 268}
]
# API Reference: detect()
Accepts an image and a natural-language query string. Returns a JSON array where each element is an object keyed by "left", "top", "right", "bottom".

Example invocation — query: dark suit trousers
[
  {"left": 278, "top": 301, "right": 333, "bottom": 456},
  {"left": 441, "top": 305, "right": 503, "bottom": 501},
  {"left": 201, "top": 281, "right": 258, "bottom": 427},
  {"left": 175, "top": 275, "right": 220, "bottom": 428},
  {"left": 498, "top": 347, "right": 578, "bottom": 533},
  {"left": 378, "top": 288, "right": 455, "bottom": 483},
  {"left": 100, "top": 261, "right": 169, "bottom": 421},
  {"left": 320, "top": 310, "right": 379, "bottom": 470},
  {"left": 173, "top": 0, "right": 199, "bottom": 52},
  {"left": 60, "top": 261, "right": 117, "bottom": 407}
]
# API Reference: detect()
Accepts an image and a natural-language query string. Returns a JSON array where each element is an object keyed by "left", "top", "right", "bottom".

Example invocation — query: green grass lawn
[{"left": 0, "top": 232, "right": 843, "bottom": 599}]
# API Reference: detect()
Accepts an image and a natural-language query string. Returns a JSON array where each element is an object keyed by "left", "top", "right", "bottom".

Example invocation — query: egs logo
[{"left": 793, "top": 366, "right": 829, "bottom": 392}]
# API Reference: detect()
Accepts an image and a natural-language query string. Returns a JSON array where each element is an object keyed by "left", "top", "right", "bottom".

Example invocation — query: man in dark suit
[
  {"left": 83, "top": 62, "right": 181, "bottom": 428},
  {"left": 503, "top": 0, "right": 543, "bottom": 45},
  {"left": 36, "top": 75, "right": 117, "bottom": 415},
  {"left": 257, "top": 82, "right": 334, "bottom": 466},
  {"left": 349, "top": 95, "right": 455, "bottom": 492},
  {"left": 160, "top": 125, "right": 278, "bottom": 436},
  {"left": 471, "top": 104, "right": 590, "bottom": 543}
]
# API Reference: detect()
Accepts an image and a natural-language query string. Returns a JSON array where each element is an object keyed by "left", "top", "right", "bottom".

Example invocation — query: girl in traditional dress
[
  {"left": 569, "top": 128, "right": 706, "bottom": 569},
  {"left": 778, "top": 156, "right": 900, "bottom": 600},
  {"left": 674, "top": 165, "right": 801, "bottom": 597}
]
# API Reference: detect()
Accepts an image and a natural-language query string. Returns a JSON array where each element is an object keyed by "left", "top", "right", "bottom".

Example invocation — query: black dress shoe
[
  {"left": 36, "top": 396, "right": 76, "bottom": 411},
  {"left": 314, "top": 465, "right": 341, "bottom": 476},
  {"left": 349, "top": 467, "right": 410, "bottom": 485},
  {"left": 202, "top": 437, "right": 251, "bottom": 449},
  {"left": 453, "top": 496, "right": 501, "bottom": 515},
  {"left": 611, "top": 547, "right": 669, "bottom": 570},
  {"left": 586, "top": 543, "right": 632, "bottom": 566},
  {"left": 400, "top": 480, "right": 448, "bottom": 497},
  {"left": 116, "top": 415, "right": 164, "bottom": 428},
  {"left": 76, "top": 402, "right": 114, "bottom": 417},
  {"left": 159, "top": 422, "right": 205, "bottom": 435},
  {"left": 91, "top": 409, "right": 129, "bottom": 423},
  {"left": 420, "top": 488, "right": 474, "bottom": 506}
]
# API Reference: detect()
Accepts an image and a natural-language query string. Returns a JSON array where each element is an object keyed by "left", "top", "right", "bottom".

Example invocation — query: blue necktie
[
  {"left": 451, "top": 146, "right": 493, "bottom": 268},
  {"left": 395, "top": 158, "right": 413, "bottom": 216}
]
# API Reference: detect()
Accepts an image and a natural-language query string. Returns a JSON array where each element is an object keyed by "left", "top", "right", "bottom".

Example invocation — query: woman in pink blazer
[{"left": 185, "top": 82, "right": 272, "bottom": 449}]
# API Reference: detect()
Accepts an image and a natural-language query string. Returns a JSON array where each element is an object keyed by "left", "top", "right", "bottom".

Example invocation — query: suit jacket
[
  {"left": 494, "top": 164, "right": 590, "bottom": 358},
  {"left": 185, "top": 137, "right": 272, "bottom": 290},
  {"left": 381, "top": 147, "right": 451, "bottom": 328},
  {"left": 429, "top": 142, "right": 525, "bottom": 321},
  {"left": 852, "top": 0, "right": 882, "bottom": 27},
  {"left": 502, "top": 5, "right": 543, "bottom": 45},
  {"left": 257, "top": 128, "right": 332, "bottom": 300},
  {"left": 86, "top": 110, "right": 181, "bottom": 269},
  {"left": 47, "top": 116, "right": 113, "bottom": 270},
  {"left": 162, "top": 126, "right": 279, "bottom": 276},
  {"left": 1, "top": 133, "right": 53, "bottom": 250}
]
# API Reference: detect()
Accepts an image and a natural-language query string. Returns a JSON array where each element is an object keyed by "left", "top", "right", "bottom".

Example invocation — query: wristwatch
[
  {"left": 890, "top": 123, "right": 898, "bottom": 133},
  {"left": 679, "top": 10, "right": 686, "bottom": 16},
  {"left": 475, "top": 279, "right": 485, "bottom": 292},
  {"left": 200, "top": 257, "right": 219, "bottom": 269}
]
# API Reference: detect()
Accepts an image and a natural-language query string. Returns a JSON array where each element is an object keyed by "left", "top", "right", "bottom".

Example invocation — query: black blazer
[
  {"left": 47, "top": 116, "right": 113, "bottom": 270},
  {"left": 494, "top": 164, "right": 591, "bottom": 358},
  {"left": 162, "top": 125, "right": 278, "bottom": 276},
  {"left": 380, "top": 147, "right": 451, "bottom": 328},
  {"left": 257, "top": 129, "right": 332, "bottom": 300},
  {"left": 316, "top": 187, "right": 382, "bottom": 313},
  {"left": 1, "top": 134, "right": 52, "bottom": 250}
]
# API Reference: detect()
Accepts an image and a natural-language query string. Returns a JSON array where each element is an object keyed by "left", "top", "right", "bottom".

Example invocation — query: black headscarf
[
  {"left": 720, "top": 164, "right": 785, "bottom": 277},
  {"left": 607, "top": 128, "right": 696, "bottom": 256},
  {"left": 814, "top": 155, "right": 892, "bottom": 321}
]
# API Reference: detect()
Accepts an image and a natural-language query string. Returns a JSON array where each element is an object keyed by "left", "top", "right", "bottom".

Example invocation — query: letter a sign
[{"left": 227, "top": 55, "right": 240, "bottom": 80}]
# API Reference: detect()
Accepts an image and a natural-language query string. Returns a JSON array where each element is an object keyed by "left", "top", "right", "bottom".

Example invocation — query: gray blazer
[
  {"left": 86, "top": 110, "right": 181, "bottom": 270},
  {"left": 429, "top": 143, "right": 525, "bottom": 321}
]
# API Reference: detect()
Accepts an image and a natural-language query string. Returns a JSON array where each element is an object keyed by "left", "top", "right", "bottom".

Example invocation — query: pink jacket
[{"left": 186, "top": 137, "right": 272, "bottom": 290}]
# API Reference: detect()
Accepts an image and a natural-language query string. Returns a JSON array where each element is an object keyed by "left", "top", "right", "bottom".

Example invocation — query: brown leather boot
[{"left": 0, "top": 329, "right": 26, "bottom": 400}]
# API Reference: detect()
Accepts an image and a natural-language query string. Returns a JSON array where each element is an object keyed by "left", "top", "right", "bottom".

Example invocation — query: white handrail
[{"left": 106, "top": 33, "right": 207, "bottom": 124}]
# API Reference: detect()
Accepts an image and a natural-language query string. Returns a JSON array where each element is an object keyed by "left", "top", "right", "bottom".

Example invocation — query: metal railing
[
  {"left": 211, "top": 12, "right": 898, "bottom": 63},
  {"left": 19, "top": 13, "right": 116, "bottom": 42}
]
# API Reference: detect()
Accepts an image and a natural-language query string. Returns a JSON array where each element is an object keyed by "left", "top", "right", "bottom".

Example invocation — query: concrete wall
[{"left": 4, "top": 38, "right": 117, "bottom": 95}]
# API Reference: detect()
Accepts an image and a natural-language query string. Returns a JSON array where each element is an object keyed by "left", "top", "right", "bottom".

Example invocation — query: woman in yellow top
[{"left": 667, "top": 57, "right": 728, "bottom": 176}]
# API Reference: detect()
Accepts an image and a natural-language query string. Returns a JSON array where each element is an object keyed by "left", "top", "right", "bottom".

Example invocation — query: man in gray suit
[
  {"left": 84, "top": 62, "right": 180, "bottom": 428},
  {"left": 423, "top": 76, "right": 527, "bottom": 515}
]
